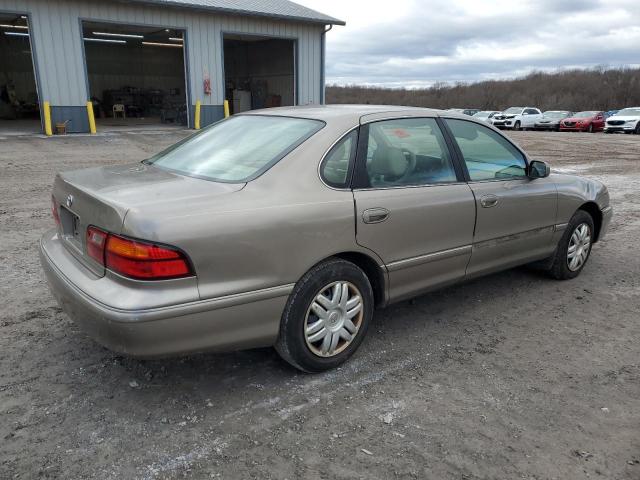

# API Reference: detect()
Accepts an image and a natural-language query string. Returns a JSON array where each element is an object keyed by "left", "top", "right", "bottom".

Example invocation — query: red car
[{"left": 559, "top": 111, "right": 605, "bottom": 132}]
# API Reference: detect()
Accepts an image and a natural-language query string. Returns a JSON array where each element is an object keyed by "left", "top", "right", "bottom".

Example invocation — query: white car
[
  {"left": 604, "top": 107, "right": 640, "bottom": 134},
  {"left": 472, "top": 110, "right": 501, "bottom": 124},
  {"left": 491, "top": 107, "right": 542, "bottom": 130}
]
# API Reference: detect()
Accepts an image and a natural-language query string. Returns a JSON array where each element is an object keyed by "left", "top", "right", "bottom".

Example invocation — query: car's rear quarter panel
[{"left": 121, "top": 118, "right": 382, "bottom": 302}]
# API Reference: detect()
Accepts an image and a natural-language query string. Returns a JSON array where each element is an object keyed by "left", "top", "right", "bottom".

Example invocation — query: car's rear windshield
[{"left": 146, "top": 115, "right": 324, "bottom": 182}]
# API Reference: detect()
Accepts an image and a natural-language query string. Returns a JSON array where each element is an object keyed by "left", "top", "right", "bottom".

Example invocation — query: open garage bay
[{"left": 0, "top": 131, "right": 638, "bottom": 479}]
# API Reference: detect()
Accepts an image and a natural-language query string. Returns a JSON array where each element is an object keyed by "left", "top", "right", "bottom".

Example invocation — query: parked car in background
[
  {"left": 604, "top": 107, "right": 640, "bottom": 134},
  {"left": 534, "top": 111, "right": 573, "bottom": 131},
  {"left": 560, "top": 111, "right": 605, "bottom": 132},
  {"left": 604, "top": 110, "right": 619, "bottom": 119},
  {"left": 492, "top": 107, "right": 542, "bottom": 130},
  {"left": 472, "top": 110, "right": 501, "bottom": 124},
  {"left": 447, "top": 108, "right": 481, "bottom": 116},
  {"left": 40, "top": 105, "right": 613, "bottom": 372}
]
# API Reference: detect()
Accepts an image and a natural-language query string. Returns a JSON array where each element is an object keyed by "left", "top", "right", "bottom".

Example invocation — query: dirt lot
[{"left": 1, "top": 129, "right": 639, "bottom": 480}]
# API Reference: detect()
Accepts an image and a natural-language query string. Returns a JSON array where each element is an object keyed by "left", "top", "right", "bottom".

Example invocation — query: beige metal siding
[{"left": 0, "top": 0, "right": 324, "bottom": 107}]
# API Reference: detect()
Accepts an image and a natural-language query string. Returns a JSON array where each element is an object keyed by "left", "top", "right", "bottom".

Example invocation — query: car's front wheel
[
  {"left": 546, "top": 210, "right": 595, "bottom": 280},
  {"left": 275, "top": 258, "right": 374, "bottom": 372},
  {"left": 514, "top": 121, "right": 521, "bottom": 131}
]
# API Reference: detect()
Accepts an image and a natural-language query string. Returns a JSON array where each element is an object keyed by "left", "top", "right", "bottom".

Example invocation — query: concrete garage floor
[
  {"left": 0, "top": 119, "right": 43, "bottom": 137},
  {"left": 0, "top": 130, "right": 639, "bottom": 479}
]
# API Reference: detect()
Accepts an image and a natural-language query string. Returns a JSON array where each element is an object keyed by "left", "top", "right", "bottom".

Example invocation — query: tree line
[{"left": 325, "top": 67, "right": 640, "bottom": 112}]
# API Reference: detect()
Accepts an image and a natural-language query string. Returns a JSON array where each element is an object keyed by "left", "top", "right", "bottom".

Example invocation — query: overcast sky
[{"left": 297, "top": 0, "right": 640, "bottom": 88}]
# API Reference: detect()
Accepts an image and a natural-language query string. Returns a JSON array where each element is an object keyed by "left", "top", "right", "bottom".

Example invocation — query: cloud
[{"left": 296, "top": 0, "right": 640, "bottom": 86}]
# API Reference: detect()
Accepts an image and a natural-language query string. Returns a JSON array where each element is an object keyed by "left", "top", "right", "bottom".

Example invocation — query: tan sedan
[{"left": 40, "top": 105, "right": 612, "bottom": 372}]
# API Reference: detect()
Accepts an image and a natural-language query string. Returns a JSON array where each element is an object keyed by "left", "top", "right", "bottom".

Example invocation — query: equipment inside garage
[
  {"left": 0, "top": 13, "right": 41, "bottom": 135},
  {"left": 223, "top": 35, "right": 295, "bottom": 114},
  {"left": 82, "top": 21, "right": 188, "bottom": 129}
]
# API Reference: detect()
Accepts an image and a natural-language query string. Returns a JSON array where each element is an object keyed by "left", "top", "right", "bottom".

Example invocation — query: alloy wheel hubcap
[
  {"left": 567, "top": 223, "right": 591, "bottom": 271},
  {"left": 304, "top": 281, "right": 364, "bottom": 358}
]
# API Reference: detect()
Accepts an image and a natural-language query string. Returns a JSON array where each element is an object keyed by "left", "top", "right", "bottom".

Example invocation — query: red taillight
[
  {"left": 105, "top": 233, "right": 192, "bottom": 280},
  {"left": 86, "top": 226, "right": 108, "bottom": 265},
  {"left": 51, "top": 196, "right": 60, "bottom": 226},
  {"left": 85, "top": 227, "right": 192, "bottom": 280}
]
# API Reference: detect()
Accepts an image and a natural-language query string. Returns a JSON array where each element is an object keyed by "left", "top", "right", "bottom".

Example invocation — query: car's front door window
[
  {"left": 363, "top": 118, "right": 457, "bottom": 187},
  {"left": 445, "top": 119, "right": 527, "bottom": 181}
]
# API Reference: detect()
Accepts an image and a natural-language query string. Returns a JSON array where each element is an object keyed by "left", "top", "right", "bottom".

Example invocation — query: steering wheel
[{"left": 398, "top": 148, "right": 417, "bottom": 182}]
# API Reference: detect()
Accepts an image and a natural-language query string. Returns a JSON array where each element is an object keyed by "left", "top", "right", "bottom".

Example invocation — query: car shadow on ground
[{"left": 67, "top": 263, "right": 557, "bottom": 407}]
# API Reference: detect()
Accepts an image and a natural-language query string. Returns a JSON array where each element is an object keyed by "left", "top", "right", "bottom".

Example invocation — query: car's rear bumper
[{"left": 40, "top": 229, "right": 290, "bottom": 357}]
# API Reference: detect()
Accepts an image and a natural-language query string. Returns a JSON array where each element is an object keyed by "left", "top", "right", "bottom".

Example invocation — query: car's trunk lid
[{"left": 52, "top": 163, "right": 244, "bottom": 277}]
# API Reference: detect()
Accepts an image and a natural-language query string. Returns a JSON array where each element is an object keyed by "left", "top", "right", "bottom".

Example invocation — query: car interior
[{"left": 365, "top": 119, "right": 457, "bottom": 187}]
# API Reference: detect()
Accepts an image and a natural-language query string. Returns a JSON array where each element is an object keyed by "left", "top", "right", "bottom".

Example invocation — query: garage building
[{"left": 0, "top": 0, "right": 343, "bottom": 134}]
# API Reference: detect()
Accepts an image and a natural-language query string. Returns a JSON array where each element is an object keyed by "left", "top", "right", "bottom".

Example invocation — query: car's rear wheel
[
  {"left": 275, "top": 258, "right": 374, "bottom": 372},
  {"left": 546, "top": 210, "right": 595, "bottom": 280}
]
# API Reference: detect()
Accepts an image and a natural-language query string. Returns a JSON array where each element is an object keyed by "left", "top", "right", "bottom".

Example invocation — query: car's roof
[{"left": 242, "top": 104, "right": 451, "bottom": 123}]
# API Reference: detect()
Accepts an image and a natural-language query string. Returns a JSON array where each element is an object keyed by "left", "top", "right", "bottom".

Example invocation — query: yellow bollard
[
  {"left": 43, "top": 101, "right": 53, "bottom": 136},
  {"left": 223, "top": 99, "right": 230, "bottom": 118},
  {"left": 195, "top": 100, "right": 201, "bottom": 130},
  {"left": 86, "top": 101, "right": 97, "bottom": 134}
]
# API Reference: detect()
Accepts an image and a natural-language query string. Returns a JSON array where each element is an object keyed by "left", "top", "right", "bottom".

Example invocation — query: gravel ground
[{"left": 1, "top": 129, "right": 639, "bottom": 480}]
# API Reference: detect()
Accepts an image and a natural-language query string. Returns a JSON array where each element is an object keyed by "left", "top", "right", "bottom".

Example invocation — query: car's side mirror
[{"left": 528, "top": 160, "right": 550, "bottom": 179}]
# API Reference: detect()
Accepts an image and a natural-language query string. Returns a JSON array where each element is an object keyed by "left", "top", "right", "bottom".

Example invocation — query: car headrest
[{"left": 369, "top": 147, "right": 407, "bottom": 177}]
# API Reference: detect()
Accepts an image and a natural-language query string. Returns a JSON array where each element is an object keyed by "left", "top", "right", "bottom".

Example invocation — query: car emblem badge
[{"left": 66, "top": 194, "right": 74, "bottom": 208}]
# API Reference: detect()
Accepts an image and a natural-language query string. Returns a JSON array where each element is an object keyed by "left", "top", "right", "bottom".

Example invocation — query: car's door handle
[
  {"left": 362, "top": 208, "right": 390, "bottom": 224},
  {"left": 480, "top": 194, "right": 499, "bottom": 208}
]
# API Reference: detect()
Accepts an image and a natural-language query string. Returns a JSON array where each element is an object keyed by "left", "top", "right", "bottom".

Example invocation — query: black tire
[
  {"left": 588, "top": 124, "right": 594, "bottom": 133},
  {"left": 546, "top": 210, "right": 595, "bottom": 280},
  {"left": 635, "top": 123, "right": 640, "bottom": 134},
  {"left": 514, "top": 121, "right": 521, "bottom": 131},
  {"left": 275, "top": 258, "right": 374, "bottom": 372}
]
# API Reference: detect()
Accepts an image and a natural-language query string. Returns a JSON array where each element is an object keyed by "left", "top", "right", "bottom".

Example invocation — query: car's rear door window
[
  {"left": 445, "top": 119, "right": 527, "bottom": 181},
  {"left": 147, "top": 115, "right": 324, "bottom": 182},
  {"left": 360, "top": 118, "right": 458, "bottom": 188}
]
